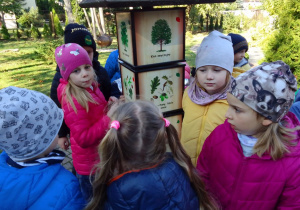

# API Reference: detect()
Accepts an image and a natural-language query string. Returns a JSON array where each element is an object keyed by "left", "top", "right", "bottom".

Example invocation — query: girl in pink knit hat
[{"left": 55, "top": 43, "right": 117, "bottom": 203}]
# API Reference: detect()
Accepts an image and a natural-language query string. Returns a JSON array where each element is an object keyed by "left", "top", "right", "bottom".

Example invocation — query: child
[
  {"left": 289, "top": 88, "right": 300, "bottom": 121},
  {"left": 50, "top": 23, "right": 112, "bottom": 151},
  {"left": 0, "top": 86, "right": 85, "bottom": 209},
  {"left": 85, "top": 101, "right": 217, "bottom": 210},
  {"left": 228, "top": 33, "right": 251, "bottom": 77},
  {"left": 181, "top": 30, "right": 234, "bottom": 165},
  {"left": 55, "top": 43, "right": 112, "bottom": 202},
  {"left": 197, "top": 61, "right": 300, "bottom": 209}
]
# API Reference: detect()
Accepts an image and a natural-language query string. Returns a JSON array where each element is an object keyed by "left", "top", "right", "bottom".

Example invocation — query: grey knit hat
[
  {"left": 196, "top": 30, "right": 234, "bottom": 73},
  {"left": 229, "top": 61, "right": 297, "bottom": 122},
  {"left": 0, "top": 87, "right": 63, "bottom": 161}
]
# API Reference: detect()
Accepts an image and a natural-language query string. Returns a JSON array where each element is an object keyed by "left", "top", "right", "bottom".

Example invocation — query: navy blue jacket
[
  {"left": 0, "top": 152, "right": 85, "bottom": 210},
  {"left": 290, "top": 89, "right": 300, "bottom": 121},
  {"left": 104, "top": 155, "right": 199, "bottom": 209}
]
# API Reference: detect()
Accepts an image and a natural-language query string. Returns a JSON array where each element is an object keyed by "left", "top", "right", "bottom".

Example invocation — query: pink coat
[
  {"left": 58, "top": 79, "right": 110, "bottom": 175},
  {"left": 197, "top": 112, "right": 300, "bottom": 209}
]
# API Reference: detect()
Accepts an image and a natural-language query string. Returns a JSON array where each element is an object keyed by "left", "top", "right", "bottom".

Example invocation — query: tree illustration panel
[
  {"left": 138, "top": 66, "right": 184, "bottom": 113},
  {"left": 120, "top": 65, "right": 136, "bottom": 102},
  {"left": 134, "top": 9, "right": 184, "bottom": 66},
  {"left": 116, "top": 12, "right": 134, "bottom": 65}
]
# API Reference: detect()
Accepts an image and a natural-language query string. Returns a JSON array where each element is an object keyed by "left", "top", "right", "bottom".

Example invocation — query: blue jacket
[
  {"left": 0, "top": 152, "right": 85, "bottom": 210},
  {"left": 105, "top": 50, "right": 120, "bottom": 83},
  {"left": 104, "top": 155, "right": 199, "bottom": 209},
  {"left": 290, "top": 89, "right": 300, "bottom": 121}
]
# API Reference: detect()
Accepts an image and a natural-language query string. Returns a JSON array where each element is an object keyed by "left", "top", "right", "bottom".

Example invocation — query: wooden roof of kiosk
[{"left": 79, "top": 0, "right": 236, "bottom": 8}]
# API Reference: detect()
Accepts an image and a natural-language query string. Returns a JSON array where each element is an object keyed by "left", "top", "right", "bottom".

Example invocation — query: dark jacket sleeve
[
  {"left": 50, "top": 66, "right": 70, "bottom": 138},
  {"left": 93, "top": 52, "right": 112, "bottom": 101}
]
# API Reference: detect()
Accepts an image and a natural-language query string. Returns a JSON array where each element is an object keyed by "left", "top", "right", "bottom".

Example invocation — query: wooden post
[{"left": 50, "top": 12, "right": 56, "bottom": 38}]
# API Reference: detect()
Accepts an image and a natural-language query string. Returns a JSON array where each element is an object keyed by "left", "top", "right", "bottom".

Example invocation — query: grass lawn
[{"left": 0, "top": 33, "right": 204, "bottom": 96}]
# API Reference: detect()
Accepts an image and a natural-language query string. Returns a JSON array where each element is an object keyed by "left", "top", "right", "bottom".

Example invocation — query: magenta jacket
[
  {"left": 196, "top": 112, "right": 300, "bottom": 209},
  {"left": 58, "top": 79, "right": 110, "bottom": 175}
]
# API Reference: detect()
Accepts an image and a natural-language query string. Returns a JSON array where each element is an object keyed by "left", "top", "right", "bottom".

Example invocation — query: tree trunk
[
  {"left": 206, "top": 13, "right": 209, "bottom": 32},
  {"left": 92, "top": 8, "right": 104, "bottom": 35},
  {"left": 63, "top": 0, "right": 74, "bottom": 23},
  {"left": 83, "top": 8, "right": 92, "bottom": 30},
  {"left": 98, "top": 8, "right": 106, "bottom": 34},
  {"left": 50, "top": 12, "right": 56, "bottom": 38},
  {"left": 90, "top": 8, "right": 97, "bottom": 40},
  {"left": 0, "top": 11, "right": 6, "bottom": 27}
]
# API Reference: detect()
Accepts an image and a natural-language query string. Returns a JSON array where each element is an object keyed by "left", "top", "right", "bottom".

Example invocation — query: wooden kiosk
[{"left": 79, "top": 0, "right": 235, "bottom": 136}]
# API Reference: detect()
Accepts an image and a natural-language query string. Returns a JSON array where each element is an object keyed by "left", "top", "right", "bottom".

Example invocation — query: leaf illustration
[
  {"left": 151, "top": 76, "right": 160, "bottom": 94},
  {"left": 129, "top": 88, "right": 133, "bottom": 99},
  {"left": 162, "top": 75, "right": 168, "bottom": 80}
]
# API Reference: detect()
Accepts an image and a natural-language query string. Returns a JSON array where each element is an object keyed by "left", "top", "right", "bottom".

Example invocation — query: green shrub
[
  {"left": 31, "top": 26, "right": 41, "bottom": 39},
  {"left": 1, "top": 25, "right": 10, "bottom": 39},
  {"left": 222, "top": 12, "right": 241, "bottom": 34},
  {"left": 24, "top": 29, "right": 31, "bottom": 38},
  {"left": 262, "top": 0, "right": 300, "bottom": 77},
  {"left": 52, "top": 8, "right": 64, "bottom": 37},
  {"left": 34, "top": 38, "right": 63, "bottom": 64},
  {"left": 18, "top": 8, "right": 43, "bottom": 28},
  {"left": 42, "top": 23, "right": 52, "bottom": 38},
  {"left": 15, "top": 29, "right": 22, "bottom": 39}
]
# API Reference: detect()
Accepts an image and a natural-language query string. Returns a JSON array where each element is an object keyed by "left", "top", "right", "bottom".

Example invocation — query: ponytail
[{"left": 166, "top": 125, "right": 218, "bottom": 210}]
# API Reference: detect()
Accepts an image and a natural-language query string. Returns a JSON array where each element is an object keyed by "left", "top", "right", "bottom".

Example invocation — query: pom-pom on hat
[
  {"left": 196, "top": 30, "right": 234, "bottom": 74},
  {"left": 0, "top": 86, "right": 64, "bottom": 161},
  {"left": 55, "top": 43, "right": 93, "bottom": 80},
  {"left": 64, "top": 23, "right": 96, "bottom": 53},
  {"left": 229, "top": 61, "right": 297, "bottom": 122},
  {"left": 228, "top": 33, "right": 248, "bottom": 54}
]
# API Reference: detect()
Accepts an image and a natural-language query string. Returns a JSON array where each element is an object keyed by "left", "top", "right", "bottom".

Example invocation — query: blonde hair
[
  {"left": 195, "top": 68, "right": 231, "bottom": 94},
  {"left": 253, "top": 113, "right": 300, "bottom": 160},
  {"left": 85, "top": 101, "right": 218, "bottom": 210},
  {"left": 61, "top": 69, "right": 98, "bottom": 113}
]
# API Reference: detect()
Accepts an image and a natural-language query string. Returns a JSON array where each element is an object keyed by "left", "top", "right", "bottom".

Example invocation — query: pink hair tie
[
  {"left": 163, "top": 118, "right": 170, "bottom": 127},
  {"left": 110, "top": 120, "right": 120, "bottom": 130}
]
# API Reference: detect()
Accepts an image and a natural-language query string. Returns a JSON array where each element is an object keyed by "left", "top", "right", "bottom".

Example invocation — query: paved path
[{"left": 59, "top": 146, "right": 73, "bottom": 172}]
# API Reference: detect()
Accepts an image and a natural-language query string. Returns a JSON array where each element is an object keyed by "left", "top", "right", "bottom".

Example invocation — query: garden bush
[
  {"left": 17, "top": 8, "right": 43, "bottom": 28},
  {"left": 31, "top": 26, "right": 41, "bottom": 39},
  {"left": 42, "top": 23, "right": 52, "bottom": 38},
  {"left": 1, "top": 25, "right": 10, "bottom": 39},
  {"left": 34, "top": 38, "right": 63, "bottom": 64}
]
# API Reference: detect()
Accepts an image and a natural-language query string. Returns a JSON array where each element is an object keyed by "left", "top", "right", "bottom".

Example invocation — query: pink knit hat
[{"left": 55, "top": 43, "right": 93, "bottom": 80}]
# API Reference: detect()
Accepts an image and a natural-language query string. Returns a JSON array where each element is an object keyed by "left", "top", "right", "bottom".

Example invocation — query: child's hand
[
  {"left": 108, "top": 96, "right": 118, "bottom": 103},
  {"left": 58, "top": 137, "right": 69, "bottom": 150}
]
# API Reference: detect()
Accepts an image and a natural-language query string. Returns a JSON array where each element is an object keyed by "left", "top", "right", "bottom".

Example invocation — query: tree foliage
[
  {"left": 262, "top": 0, "right": 300, "bottom": 74},
  {"left": 1, "top": 24, "right": 10, "bottom": 39},
  {"left": 0, "top": 0, "right": 25, "bottom": 15},
  {"left": 18, "top": 7, "right": 43, "bottom": 28},
  {"left": 151, "top": 19, "right": 172, "bottom": 52},
  {"left": 121, "top": 21, "right": 128, "bottom": 51}
]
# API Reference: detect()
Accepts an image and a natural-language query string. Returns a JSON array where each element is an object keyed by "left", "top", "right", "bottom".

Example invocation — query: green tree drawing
[
  {"left": 151, "top": 19, "right": 172, "bottom": 52},
  {"left": 121, "top": 21, "right": 128, "bottom": 51}
]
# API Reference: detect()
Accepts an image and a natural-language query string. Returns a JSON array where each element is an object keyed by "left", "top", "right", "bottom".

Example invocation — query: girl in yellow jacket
[{"left": 181, "top": 31, "right": 234, "bottom": 165}]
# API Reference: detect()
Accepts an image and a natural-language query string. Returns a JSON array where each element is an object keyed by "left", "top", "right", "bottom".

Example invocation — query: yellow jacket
[
  {"left": 181, "top": 88, "right": 229, "bottom": 166},
  {"left": 232, "top": 63, "right": 251, "bottom": 78}
]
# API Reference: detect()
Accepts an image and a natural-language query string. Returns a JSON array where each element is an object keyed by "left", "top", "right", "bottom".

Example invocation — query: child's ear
[{"left": 262, "top": 118, "right": 272, "bottom": 126}]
